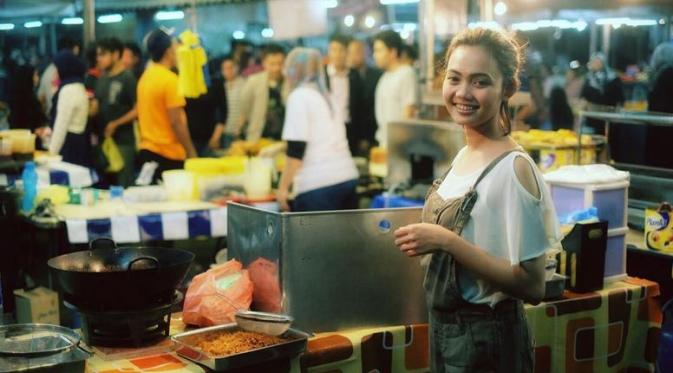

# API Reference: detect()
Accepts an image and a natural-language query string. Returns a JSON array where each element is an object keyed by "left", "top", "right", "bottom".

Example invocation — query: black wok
[{"left": 48, "top": 238, "right": 194, "bottom": 309}]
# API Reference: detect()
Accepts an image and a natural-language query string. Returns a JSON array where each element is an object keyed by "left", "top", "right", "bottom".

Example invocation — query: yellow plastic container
[
  {"left": 184, "top": 157, "right": 247, "bottom": 175},
  {"left": 36, "top": 185, "right": 70, "bottom": 205},
  {"left": 0, "top": 130, "right": 35, "bottom": 154},
  {"left": 184, "top": 157, "right": 247, "bottom": 199},
  {"left": 513, "top": 129, "right": 597, "bottom": 172}
]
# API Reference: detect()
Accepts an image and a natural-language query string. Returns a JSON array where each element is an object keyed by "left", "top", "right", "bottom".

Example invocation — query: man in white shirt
[
  {"left": 325, "top": 34, "right": 363, "bottom": 156},
  {"left": 326, "top": 36, "right": 350, "bottom": 127},
  {"left": 373, "top": 30, "right": 418, "bottom": 147}
]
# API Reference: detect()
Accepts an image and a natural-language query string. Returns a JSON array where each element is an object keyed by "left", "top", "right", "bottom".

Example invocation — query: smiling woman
[
  {"left": 442, "top": 29, "right": 522, "bottom": 136},
  {"left": 394, "top": 28, "right": 560, "bottom": 373}
]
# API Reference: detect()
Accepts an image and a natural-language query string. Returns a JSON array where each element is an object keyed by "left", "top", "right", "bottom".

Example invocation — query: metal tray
[
  {"left": 0, "top": 324, "right": 88, "bottom": 373},
  {"left": 171, "top": 323, "right": 309, "bottom": 371},
  {"left": 0, "top": 324, "right": 81, "bottom": 357}
]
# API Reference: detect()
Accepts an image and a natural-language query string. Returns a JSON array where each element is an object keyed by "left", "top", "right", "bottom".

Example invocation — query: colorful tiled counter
[{"left": 85, "top": 277, "right": 661, "bottom": 373}]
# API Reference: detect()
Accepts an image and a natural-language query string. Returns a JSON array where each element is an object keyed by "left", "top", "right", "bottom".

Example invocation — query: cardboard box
[{"left": 14, "top": 287, "right": 59, "bottom": 324}]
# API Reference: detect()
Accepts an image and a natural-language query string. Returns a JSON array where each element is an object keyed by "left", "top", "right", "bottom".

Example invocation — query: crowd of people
[
  {"left": 2, "top": 25, "right": 671, "bottom": 205},
  {"left": 0, "top": 29, "right": 421, "bottom": 196},
  {"left": 513, "top": 43, "right": 673, "bottom": 134}
]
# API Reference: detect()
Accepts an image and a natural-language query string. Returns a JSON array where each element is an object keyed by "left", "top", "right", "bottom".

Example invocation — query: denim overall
[{"left": 422, "top": 150, "right": 534, "bottom": 373}]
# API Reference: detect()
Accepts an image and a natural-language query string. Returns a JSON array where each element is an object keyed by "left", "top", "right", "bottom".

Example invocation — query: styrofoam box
[
  {"left": 548, "top": 180, "right": 629, "bottom": 230},
  {"left": 604, "top": 227, "right": 628, "bottom": 283}
]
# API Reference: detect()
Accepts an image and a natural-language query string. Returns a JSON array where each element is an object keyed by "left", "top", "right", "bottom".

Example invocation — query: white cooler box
[{"left": 548, "top": 180, "right": 629, "bottom": 230}]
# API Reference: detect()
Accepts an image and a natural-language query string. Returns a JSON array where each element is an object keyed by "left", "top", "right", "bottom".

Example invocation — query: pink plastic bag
[
  {"left": 182, "top": 260, "right": 253, "bottom": 327},
  {"left": 248, "top": 257, "right": 282, "bottom": 313}
]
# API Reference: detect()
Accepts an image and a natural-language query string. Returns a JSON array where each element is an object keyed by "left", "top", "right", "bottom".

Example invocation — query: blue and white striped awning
[
  {"left": 65, "top": 206, "right": 228, "bottom": 243},
  {"left": 63, "top": 201, "right": 278, "bottom": 243},
  {"left": 0, "top": 161, "right": 95, "bottom": 188}
]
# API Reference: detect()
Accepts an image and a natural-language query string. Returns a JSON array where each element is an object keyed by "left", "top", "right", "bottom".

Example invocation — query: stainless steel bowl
[
  {"left": 0, "top": 324, "right": 80, "bottom": 357},
  {"left": 234, "top": 311, "right": 293, "bottom": 336}
]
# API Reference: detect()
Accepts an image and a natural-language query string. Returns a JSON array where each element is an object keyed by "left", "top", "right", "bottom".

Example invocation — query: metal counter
[{"left": 227, "top": 203, "right": 427, "bottom": 332}]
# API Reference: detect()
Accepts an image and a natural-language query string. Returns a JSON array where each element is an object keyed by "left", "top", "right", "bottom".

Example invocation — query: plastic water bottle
[{"left": 21, "top": 161, "right": 38, "bottom": 213}]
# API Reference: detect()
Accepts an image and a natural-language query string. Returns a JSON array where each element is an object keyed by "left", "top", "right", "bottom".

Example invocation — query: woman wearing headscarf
[
  {"left": 49, "top": 51, "right": 90, "bottom": 167},
  {"left": 275, "top": 48, "right": 358, "bottom": 212}
]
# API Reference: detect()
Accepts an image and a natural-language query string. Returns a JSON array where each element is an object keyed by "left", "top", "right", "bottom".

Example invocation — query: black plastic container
[{"left": 559, "top": 221, "right": 608, "bottom": 293}]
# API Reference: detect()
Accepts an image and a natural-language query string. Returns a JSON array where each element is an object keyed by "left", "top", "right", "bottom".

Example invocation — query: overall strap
[{"left": 471, "top": 148, "right": 525, "bottom": 190}]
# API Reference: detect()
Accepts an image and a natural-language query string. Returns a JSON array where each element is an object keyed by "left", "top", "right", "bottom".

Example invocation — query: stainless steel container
[
  {"left": 172, "top": 323, "right": 309, "bottom": 371},
  {"left": 0, "top": 324, "right": 89, "bottom": 373},
  {"left": 228, "top": 203, "right": 427, "bottom": 332}
]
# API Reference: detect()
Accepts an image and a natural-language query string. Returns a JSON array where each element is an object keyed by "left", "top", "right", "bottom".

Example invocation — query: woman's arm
[
  {"left": 394, "top": 224, "right": 545, "bottom": 304},
  {"left": 209, "top": 124, "right": 225, "bottom": 149},
  {"left": 394, "top": 156, "right": 548, "bottom": 304},
  {"left": 49, "top": 89, "right": 74, "bottom": 155},
  {"left": 277, "top": 155, "right": 303, "bottom": 211},
  {"left": 450, "top": 235, "right": 546, "bottom": 304}
]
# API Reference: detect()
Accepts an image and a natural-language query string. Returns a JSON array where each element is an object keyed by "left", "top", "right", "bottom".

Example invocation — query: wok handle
[
  {"left": 127, "top": 256, "right": 160, "bottom": 270},
  {"left": 89, "top": 237, "right": 117, "bottom": 251}
]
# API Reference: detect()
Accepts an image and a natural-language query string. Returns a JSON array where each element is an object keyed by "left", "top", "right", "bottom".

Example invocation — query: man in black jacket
[
  {"left": 347, "top": 39, "right": 381, "bottom": 156},
  {"left": 325, "top": 35, "right": 376, "bottom": 156}
]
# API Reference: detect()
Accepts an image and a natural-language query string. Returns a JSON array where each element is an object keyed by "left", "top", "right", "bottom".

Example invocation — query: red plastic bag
[
  {"left": 248, "top": 257, "right": 282, "bottom": 313},
  {"left": 182, "top": 260, "right": 253, "bottom": 327}
]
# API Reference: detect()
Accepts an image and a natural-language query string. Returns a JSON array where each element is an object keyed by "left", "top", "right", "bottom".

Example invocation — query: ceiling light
[
  {"left": 233, "top": 30, "right": 245, "bottom": 40},
  {"left": 0, "top": 23, "right": 15, "bottom": 31},
  {"left": 494, "top": 2, "right": 508, "bottom": 16},
  {"left": 380, "top": 0, "right": 419, "bottom": 4},
  {"left": 511, "top": 22, "right": 538, "bottom": 31},
  {"left": 97, "top": 14, "right": 123, "bottom": 24},
  {"left": 468, "top": 21, "right": 501, "bottom": 30},
  {"left": 261, "top": 28, "right": 274, "bottom": 38},
  {"left": 365, "top": 16, "right": 376, "bottom": 28},
  {"left": 595, "top": 17, "right": 629, "bottom": 26},
  {"left": 626, "top": 19, "right": 657, "bottom": 27},
  {"left": 325, "top": 0, "right": 338, "bottom": 9},
  {"left": 155, "top": 10, "right": 184, "bottom": 21},
  {"left": 62, "top": 17, "right": 83, "bottom": 25},
  {"left": 24, "top": 21, "right": 42, "bottom": 28},
  {"left": 344, "top": 15, "right": 354, "bottom": 27}
]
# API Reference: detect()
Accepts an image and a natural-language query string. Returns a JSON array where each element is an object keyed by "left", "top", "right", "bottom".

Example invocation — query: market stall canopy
[
  {"left": 0, "top": 0, "right": 75, "bottom": 18},
  {"left": 0, "top": 0, "right": 259, "bottom": 19}
]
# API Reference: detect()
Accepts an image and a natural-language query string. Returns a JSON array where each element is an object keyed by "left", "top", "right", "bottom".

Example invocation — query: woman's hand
[
  {"left": 104, "top": 121, "right": 118, "bottom": 138},
  {"left": 208, "top": 135, "right": 221, "bottom": 150},
  {"left": 276, "top": 188, "right": 290, "bottom": 212},
  {"left": 394, "top": 223, "right": 456, "bottom": 257}
]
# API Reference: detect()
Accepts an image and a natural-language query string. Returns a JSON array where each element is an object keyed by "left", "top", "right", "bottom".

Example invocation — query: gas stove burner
[
  {"left": 65, "top": 291, "right": 182, "bottom": 348},
  {"left": 63, "top": 290, "right": 178, "bottom": 312}
]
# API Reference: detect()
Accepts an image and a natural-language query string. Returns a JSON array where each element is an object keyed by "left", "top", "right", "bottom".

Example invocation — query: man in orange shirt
[{"left": 137, "top": 29, "right": 197, "bottom": 184}]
